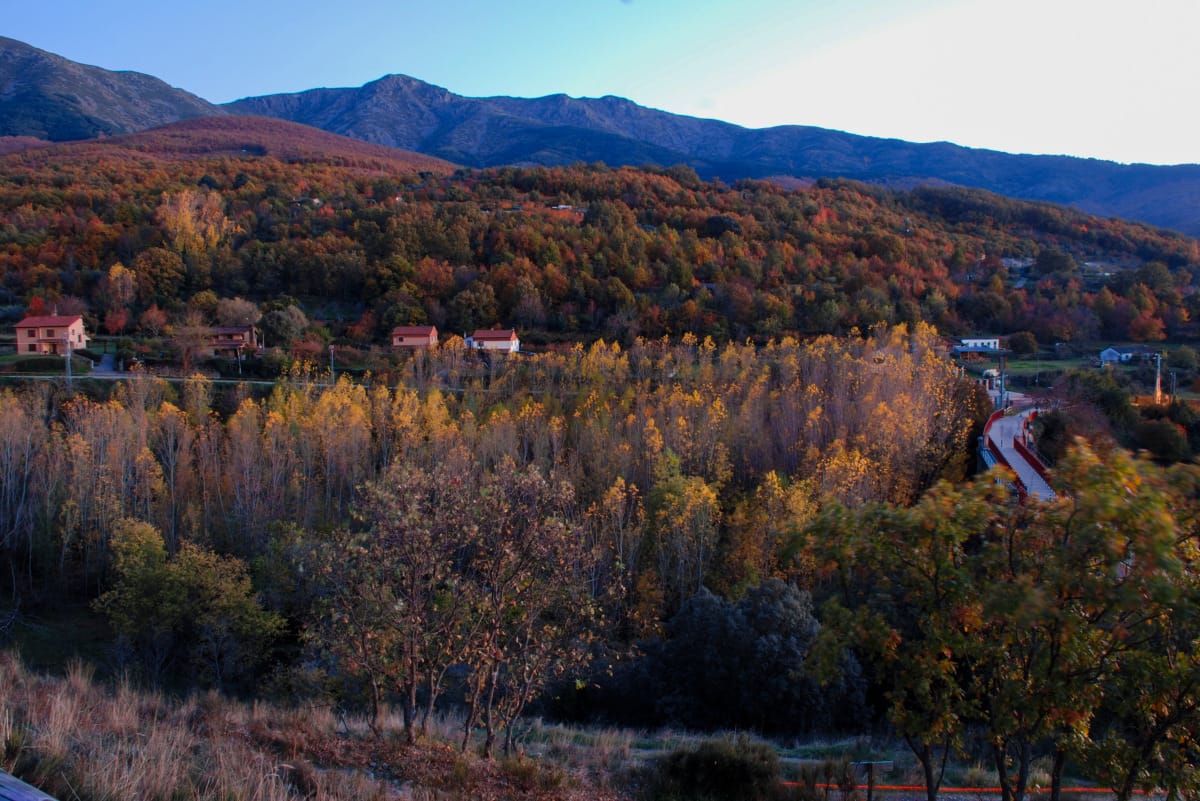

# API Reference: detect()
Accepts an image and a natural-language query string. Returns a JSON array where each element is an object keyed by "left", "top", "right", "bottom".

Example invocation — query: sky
[{"left": 7, "top": 0, "right": 1200, "bottom": 165}]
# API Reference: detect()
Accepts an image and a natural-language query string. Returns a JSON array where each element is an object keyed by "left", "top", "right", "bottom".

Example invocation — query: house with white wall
[
  {"left": 1099, "top": 345, "right": 1156, "bottom": 365},
  {"left": 960, "top": 336, "right": 1003, "bottom": 351},
  {"left": 465, "top": 329, "right": 520, "bottom": 352}
]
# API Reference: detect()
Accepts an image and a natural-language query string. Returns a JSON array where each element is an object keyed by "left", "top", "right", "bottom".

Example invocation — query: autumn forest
[
  {"left": 2, "top": 120, "right": 1199, "bottom": 349},
  {"left": 4, "top": 121, "right": 1200, "bottom": 801}
]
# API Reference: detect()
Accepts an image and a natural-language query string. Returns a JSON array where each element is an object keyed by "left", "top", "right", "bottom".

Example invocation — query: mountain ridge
[
  {"left": 0, "top": 115, "right": 458, "bottom": 174},
  {"left": 0, "top": 36, "right": 222, "bottom": 140},
  {"left": 224, "top": 76, "right": 1200, "bottom": 236},
  {"left": 4, "top": 36, "right": 1200, "bottom": 236}
]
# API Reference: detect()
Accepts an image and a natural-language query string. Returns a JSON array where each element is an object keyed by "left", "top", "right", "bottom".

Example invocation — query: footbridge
[{"left": 980, "top": 405, "right": 1056, "bottom": 500}]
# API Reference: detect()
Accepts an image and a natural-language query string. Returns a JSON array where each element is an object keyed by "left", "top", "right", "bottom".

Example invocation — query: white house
[
  {"left": 465, "top": 329, "right": 520, "bottom": 353},
  {"left": 960, "top": 336, "right": 1002, "bottom": 351},
  {"left": 1100, "top": 345, "right": 1156, "bottom": 365}
]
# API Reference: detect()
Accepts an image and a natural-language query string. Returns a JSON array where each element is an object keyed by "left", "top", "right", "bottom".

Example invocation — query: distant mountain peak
[
  {"left": 0, "top": 36, "right": 220, "bottom": 141},
  {"left": 221, "top": 73, "right": 1200, "bottom": 235},
  {"left": 2, "top": 37, "right": 1200, "bottom": 236},
  {"left": 367, "top": 73, "right": 436, "bottom": 89}
]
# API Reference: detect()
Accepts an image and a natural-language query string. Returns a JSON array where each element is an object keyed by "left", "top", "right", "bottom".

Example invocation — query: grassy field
[
  {"left": 0, "top": 652, "right": 634, "bottom": 801},
  {"left": 0, "top": 647, "right": 1120, "bottom": 801}
]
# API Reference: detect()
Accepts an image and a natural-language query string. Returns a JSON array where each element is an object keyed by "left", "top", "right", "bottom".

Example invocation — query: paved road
[
  {"left": 94, "top": 353, "right": 116, "bottom": 375},
  {"left": 988, "top": 409, "right": 1056, "bottom": 500}
]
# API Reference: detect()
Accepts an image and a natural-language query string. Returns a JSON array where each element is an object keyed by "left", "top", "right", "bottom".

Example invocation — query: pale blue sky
[{"left": 7, "top": 0, "right": 1199, "bottom": 165}]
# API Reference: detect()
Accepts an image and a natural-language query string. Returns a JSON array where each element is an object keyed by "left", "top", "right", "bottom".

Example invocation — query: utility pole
[
  {"left": 329, "top": 344, "right": 335, "bottom": 383},
  {"left": 64, "top": 334, "right": 72, "bottom": 390},
  {"left": 999, "top": 352, "right": 1008, "bottom": 408},
  {"left": 1155, "top": 351, "right": 1163, "bottom": 405}
]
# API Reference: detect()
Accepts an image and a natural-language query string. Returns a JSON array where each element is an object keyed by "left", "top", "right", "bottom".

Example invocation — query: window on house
[{"left": 46, "top": 329, "right": 55, "bottom": 337}]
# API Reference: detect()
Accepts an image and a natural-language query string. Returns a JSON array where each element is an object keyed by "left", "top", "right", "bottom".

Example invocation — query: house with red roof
[
  {"left": 465, "top": 329, "right": 519, "bottom": 353},
  {"left": 14, "top": 314, "right": 89, "bottom": 355},
  {"left": 391, "top": 325, "right": 438, "bottom": 348}
]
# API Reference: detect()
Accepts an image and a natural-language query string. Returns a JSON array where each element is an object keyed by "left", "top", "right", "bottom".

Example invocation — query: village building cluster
[{"left": 10, "top": 315, "right": 522, "bottom": 366}]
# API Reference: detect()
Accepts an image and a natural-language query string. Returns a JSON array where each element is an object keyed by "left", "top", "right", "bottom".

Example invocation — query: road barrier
[{"left": 786, "top": 781, "right": 1156, "bottom": 797}]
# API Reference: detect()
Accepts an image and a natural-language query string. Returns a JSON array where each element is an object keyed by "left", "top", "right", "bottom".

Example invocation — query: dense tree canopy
[
  {"left": 6, "top": 144, "right": 1200, "bottom": 794},
  {"left": 1, "top": 151, "right": 1197, "bottom": 347},
  {"left": 807, "top": 444, "right": 1200, "bottom": 801}
]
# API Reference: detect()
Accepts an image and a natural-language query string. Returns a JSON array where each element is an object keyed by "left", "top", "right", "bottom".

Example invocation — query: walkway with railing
[{"left": 981, "top": 403, "right": 1056, "bottom": 500}]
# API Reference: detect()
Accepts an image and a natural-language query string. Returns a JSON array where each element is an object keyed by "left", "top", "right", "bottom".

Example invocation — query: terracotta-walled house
[
  {"left": 14, "top": 314, "right": 89, "bottom": 354},
  {"left": 391, "top": 325, "right": 438, "bottom": 348},
  {"left": 465, "top": 329, "right": 520, "bottom": 352}
]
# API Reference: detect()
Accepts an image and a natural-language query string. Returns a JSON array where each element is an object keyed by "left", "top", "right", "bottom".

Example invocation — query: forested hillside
[
  {"left": 5, "top": 332, "right": 1200, "bottom": 799},
  {"left": 0, "top": 328, "right": 988, "bottom": 760},
  {"left": 7, "top": 33, "right": 1200, "bottom": 237},
  {"left": 1, "top": 118, "right": 1198, "bottom": 350},
  {"left": 227, "top": 73, "right": 1200, "bottom": 236},
  {"left": 6, "top": 119, "right": 1200, "bottom": 801}
]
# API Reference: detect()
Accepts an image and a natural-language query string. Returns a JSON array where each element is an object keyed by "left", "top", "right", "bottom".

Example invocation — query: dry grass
[
  {"left": 0, "top": 655, "right": 1105, "bottom": 801},
  {"left": 0, "top": 651, "right": 398, "bottom": 800},
  {"left": 0, "top": 651, "right": 629, "bottom": 801},
  {"left": 519, "top": 718, "right": 642, "bottom": 790}
]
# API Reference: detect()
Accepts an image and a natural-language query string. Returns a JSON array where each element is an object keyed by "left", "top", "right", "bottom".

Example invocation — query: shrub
[
  {"left": 608, "top": 581, "right": 865, "bottom": 737},
  {"left": 1134, "top": 418, "right": 1190, "bottom": 463},
  {"left": 13, "top": 354, "right": 91, "bottom": 374},
  {"left": 94, "top": 519, "right": 284, "bottom": 689},
  {"left": 644, "top": 735, "right": 781, "bottom": 801},
  {"left": 1007, "top": 331, "right": 1038, "bottom": 356},
  {"left": 786, "top": 759, "right": 864, "bottom": 801},
  {"left": 1168, "top": 345, "right": 1199, "bottom": 372},
  {"left": 499, "top": 755, "right": 567, "bottom": 793}
]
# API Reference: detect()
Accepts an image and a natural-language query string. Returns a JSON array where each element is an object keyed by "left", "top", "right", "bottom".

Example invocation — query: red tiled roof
[
  {"left": 392, "top": 326, "right": 437, "bottom": 336},
  {"left": 471, "top": 329, "right": 517, "bottom": 340},
  {"left": 15, "top": 315, "right": 83, "bottom": 328}
]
